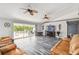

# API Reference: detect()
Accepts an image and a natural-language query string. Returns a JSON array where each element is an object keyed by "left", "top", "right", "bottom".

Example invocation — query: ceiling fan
[
  {"left": 21, "top": 5, "right": 38, "bottom": 16},
  {"left": 43, "top": 14, "right": 50, "bottom": 20},
  {"left": 42, "top": 10, "right": 52, "bottom": 20}
]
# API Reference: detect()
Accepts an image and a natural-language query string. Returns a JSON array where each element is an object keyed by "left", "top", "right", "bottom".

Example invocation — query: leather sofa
[
  {"left": 69, "top": 34, "right": 79, "bottom": 55},
  {"left": 0, "top": 36, "right": 27, "bottom": 55},
  {"left": 50, "top": 34, "right": 79, "bottom": 55},
  {"left": 50, "top": 37, "right": 70, "bottom": 55}
]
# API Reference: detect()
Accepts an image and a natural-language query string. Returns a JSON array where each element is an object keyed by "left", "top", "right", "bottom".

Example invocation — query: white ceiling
[{"left": 0, "top": 3, "right": 79, "bottom": 24}]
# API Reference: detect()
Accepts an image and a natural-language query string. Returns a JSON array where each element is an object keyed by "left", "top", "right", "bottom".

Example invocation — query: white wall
[
  {"left": 35, "top": 24, "right": 43, "bottom": 32},
  {"left": 0, "top": 19, "right": 13, "bottom": 37}
]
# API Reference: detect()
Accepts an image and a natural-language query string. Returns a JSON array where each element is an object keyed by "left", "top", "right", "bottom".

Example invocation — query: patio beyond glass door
[{"left": 13, "top": 23, "right": 35, "bottom": 39}]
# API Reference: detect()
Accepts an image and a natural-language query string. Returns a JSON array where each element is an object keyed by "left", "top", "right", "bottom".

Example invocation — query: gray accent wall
[{"left": 67, "top": 21, "right": 79, "bottom": 36}]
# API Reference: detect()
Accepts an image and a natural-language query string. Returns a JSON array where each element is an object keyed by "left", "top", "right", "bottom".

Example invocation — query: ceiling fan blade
[
  {"left": 47, "top": 12, "right": 53, "bottom": 15},
  {"left": 44, "top": 9, "right": 54, "bottom": 15},
  {"left": 43, "top": 14, "right": 50, "bottom": 20},
  {"left": 32, "top": 10, "right": 38, "bottom": 13},
  {"left": 20, "top": 8, "right": 27, "bottom": 10},
  {"left": 30, "top": 12, "right": 34, "bottom": 15},
  {"left": 43, "top": 17, "right": 48, "bottom": 20},
  {"left": 23, "top": 10, "right": 28, "bottom": 14}
]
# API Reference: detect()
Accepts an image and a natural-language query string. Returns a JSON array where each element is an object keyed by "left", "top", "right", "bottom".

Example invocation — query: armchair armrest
[{"left": 50, "top": 37, "right": 70, "bottom": 55}]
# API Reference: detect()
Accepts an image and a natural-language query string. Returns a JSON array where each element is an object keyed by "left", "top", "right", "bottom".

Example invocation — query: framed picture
[
  {"left": 4, "top": 22, "right": 11, "bottom": 27},
  {"left": 59, "top": 24, "right": 61, "bottom": 30}
]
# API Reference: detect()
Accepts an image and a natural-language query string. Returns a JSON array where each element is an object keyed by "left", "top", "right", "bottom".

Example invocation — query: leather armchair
[{"left": 50, "top": 34, "right": 79, "bottom": 55}]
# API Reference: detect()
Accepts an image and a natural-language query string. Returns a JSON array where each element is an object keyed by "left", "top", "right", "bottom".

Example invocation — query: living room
[{"left": 0, "top": 3, "right": 79, "bottom": 55}]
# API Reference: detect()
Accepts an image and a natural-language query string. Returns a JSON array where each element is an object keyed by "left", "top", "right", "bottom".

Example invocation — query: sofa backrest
[
  {"left": 70, "top": 34, "right": 79, "bottom": 54},
  {"left": 0, "top": 44, "right": 16, "bottom": 54},
  {"left": 0, "top": 36, "right": 12, "bottom": 47}
]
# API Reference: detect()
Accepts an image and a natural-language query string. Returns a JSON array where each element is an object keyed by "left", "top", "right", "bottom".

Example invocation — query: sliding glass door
[{"left": 13, "top": 23, "right": 35, "bottom": 39}]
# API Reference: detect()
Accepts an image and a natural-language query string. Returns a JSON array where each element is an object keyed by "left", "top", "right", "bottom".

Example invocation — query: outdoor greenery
[{"left": 14, "top": 25, "right": 33, "bottom": 32}]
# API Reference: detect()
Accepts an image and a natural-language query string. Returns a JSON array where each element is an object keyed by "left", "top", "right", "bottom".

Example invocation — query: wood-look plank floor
[{"left": 14, "top": 36, "right": 59, "bottom": 55}]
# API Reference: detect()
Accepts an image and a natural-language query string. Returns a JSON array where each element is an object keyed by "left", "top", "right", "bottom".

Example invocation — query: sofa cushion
[
  {"left": 0, "top": 44, "right": 16, "bottom": 54},
  {"left": 72, "top": 48, "right": 79, "bottom": 55},
  {"left": 51, "top": 37, "right": 70, "bottom": 55},
  {"left": 4, "top": 48, "right": 25, "bottom": 55},
  {"left": 0, "top": 36, "right": 11, "bottom": 41},
  {"left": 70, "top": 34, "right": 79, "bottom": 54},
  {"left": 0, "top": 37, "right": 12, "bottom": 47},
  {"left": 0, "top": 51, "right": 2, "bottom": 55}
]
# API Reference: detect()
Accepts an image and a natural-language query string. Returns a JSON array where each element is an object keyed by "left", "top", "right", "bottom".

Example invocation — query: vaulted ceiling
[{"left": 0, "top": 3, "right": 79, "bottom": 24}]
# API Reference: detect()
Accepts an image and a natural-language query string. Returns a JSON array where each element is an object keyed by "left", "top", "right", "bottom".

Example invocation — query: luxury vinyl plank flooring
[{"left": 14, "top": 36, "right": 59, "bottom": 55}]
